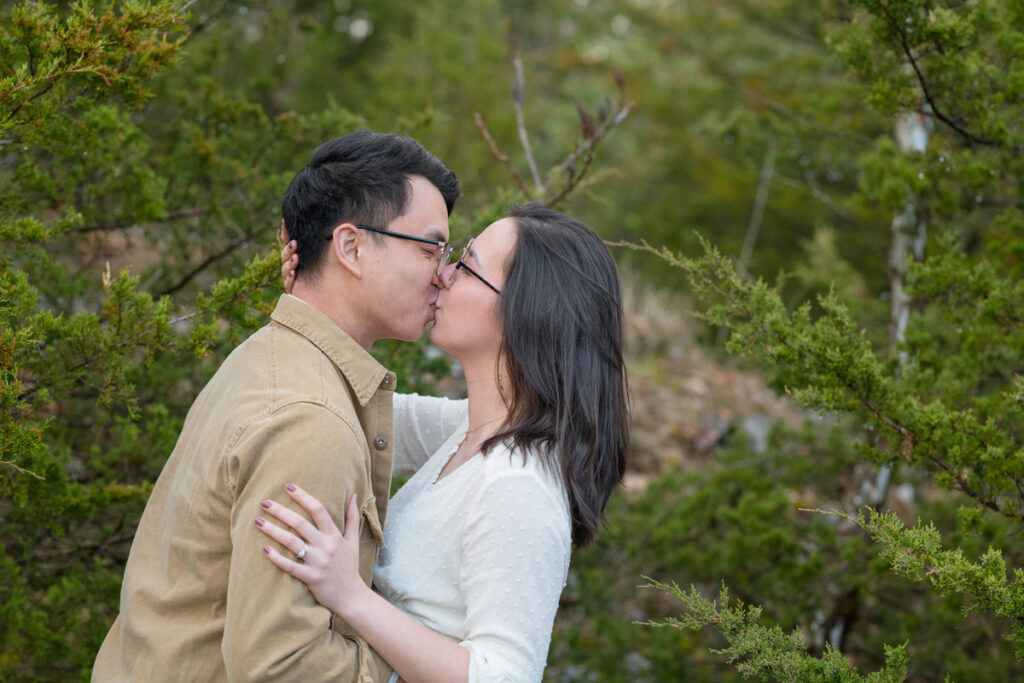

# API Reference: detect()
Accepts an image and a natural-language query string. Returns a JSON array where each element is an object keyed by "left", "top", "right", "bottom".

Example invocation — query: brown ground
[{"left": 619, "top": 272, "right": 805, "bottom": 490}]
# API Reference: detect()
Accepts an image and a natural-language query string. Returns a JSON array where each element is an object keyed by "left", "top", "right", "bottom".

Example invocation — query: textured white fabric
[
  {"left": 376, "top": 393, "right": 572, "bottom": 683},
  {"left": 391, "top": 392, "right": 469, "bottom": 478}
]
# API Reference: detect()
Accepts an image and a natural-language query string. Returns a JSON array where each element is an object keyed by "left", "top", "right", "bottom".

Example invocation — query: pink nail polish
[
  {"left": 285, "top": 483, "right": 297, "bottom": 493},
  {"left": 263, "top": 546, "right": 271, "bottom": 555},
  {"left": 255, "top": 518, "right": 265, "bottom": 527},
  {"left": 260, "top": 500, "right": 271, "bottom": 509}
]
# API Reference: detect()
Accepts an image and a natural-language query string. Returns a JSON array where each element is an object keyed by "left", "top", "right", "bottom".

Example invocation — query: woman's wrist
[{"left": 331, "top": 578, "right": 375, "bottom": 623}]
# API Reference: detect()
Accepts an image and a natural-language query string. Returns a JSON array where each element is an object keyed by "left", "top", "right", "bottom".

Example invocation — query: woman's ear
[
  {"left": 330, "top": 223, "right": 363, "bottom": 279},
  {"left": 279, "top": 219, "right": 289, "bottom": 244}
]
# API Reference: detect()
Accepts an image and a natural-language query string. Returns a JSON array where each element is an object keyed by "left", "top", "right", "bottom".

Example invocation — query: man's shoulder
[{"left": 210, "top": 321, "right": 362, "bottom": 419}]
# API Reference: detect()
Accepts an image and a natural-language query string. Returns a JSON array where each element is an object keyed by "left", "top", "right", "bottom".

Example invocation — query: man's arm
[{"left": 222, "top": 402, "right": 386, "bottom": 682}]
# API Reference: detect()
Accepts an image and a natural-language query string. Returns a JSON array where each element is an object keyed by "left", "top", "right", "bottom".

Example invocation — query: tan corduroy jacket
[{"left": 93, "top": 294, "right": 395, "bottom": 682}]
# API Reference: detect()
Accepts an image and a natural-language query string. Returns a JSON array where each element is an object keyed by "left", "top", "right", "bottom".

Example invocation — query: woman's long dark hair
[{"left": 481, "top": 203, "right": 630, "bottom": 547}]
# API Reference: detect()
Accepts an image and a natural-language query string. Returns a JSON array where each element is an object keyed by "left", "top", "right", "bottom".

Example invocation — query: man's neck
[{"left": 291, "top": 281, "right": 374, "bottom": 350}]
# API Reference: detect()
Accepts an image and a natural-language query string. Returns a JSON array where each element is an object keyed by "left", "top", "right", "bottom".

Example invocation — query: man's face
[{"left": 360, "top": 174, "right": 450, "bottom": 342}]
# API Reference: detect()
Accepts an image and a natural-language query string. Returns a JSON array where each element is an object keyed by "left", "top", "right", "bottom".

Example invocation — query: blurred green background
[{"left": 3, "top": 0, "right": 1024, "bottom": 680}]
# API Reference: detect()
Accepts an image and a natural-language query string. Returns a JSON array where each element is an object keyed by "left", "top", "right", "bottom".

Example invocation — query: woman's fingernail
[
  {"left": 255, "top": 518, "right": 265, "bottom": 527},
  {"left": 286, "top": 483, "right": 297, "bottom": 493},
  {"left": 263, "top": 546, "right": 272, "bottom": 555},
  {"left": 260, "top": 500, "right": 271, "bottom": 509}
]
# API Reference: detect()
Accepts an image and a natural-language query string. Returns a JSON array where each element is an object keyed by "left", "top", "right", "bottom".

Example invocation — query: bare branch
[
  {"left": 159, "top": 232, "right": 254, "bottom": 297},
  {"left": 75, "top": 205, "right": 226, "bottom": 235},
  {"left": 0, "top": 459, "right": 46, "bottom": 480},
  {"left": 881, "top": 4, "right": 1023, "bottom": 152},
  {"left": 545, "top": 90, "right": 634, "bottom": 206},
  {"left": 551, "top": 70, "right": 631, "bottom": 181},
  {"left": 545, "top": 146, "right": 597, "bottom": 208},
  {"left": 773, "top": 175, "right": 852, "bottom": 217},
  {"left": 549, "top": 100, "right": 633, "bottom": 184},
  {"left": 736, "top": 141, "right": 777, "bottom": 278},
  {"left": 482, "top": 54, "right": 632, "bottom": 206},
  {"left": 511, "top": 50, "right": 543, "bottom": 194},
  {"left": 74, "top": 206, "right": 216, "bottom": 233},
  {"left": 472, "top": 112, "right": 530, "bottom": 196},
  {"left": 5, "top": 80, "right": 56, "bottom": 122}
]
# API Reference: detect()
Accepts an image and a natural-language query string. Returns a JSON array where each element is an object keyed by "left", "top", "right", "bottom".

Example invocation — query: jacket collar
[{"left": 270, "top": 294, "right": 393, "bottom": 406}]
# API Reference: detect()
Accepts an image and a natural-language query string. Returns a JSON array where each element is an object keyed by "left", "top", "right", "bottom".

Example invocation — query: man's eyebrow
[{"left": 425, "top": 227, "right": 446, "bottom": 243}]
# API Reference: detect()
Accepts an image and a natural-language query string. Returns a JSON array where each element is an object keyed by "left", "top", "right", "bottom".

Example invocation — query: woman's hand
[
  {"left": 280, "top": 240, "right": 298, "bottom": 294},
  {"left": 255, "top": 484, "right": 368, "bottom": 619}
]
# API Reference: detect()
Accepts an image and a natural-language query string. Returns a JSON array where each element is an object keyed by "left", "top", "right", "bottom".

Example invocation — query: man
[{"left": 93, "top": 130, "right": 460, "bottom": 681}]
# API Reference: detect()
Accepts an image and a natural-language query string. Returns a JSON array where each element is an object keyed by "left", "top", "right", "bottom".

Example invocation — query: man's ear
[
  {"left": 330, "top": 223, "right": 363, "bottom": 279},
  {"left": 279, "top": 219, "right": 289, "bottom": 244}
]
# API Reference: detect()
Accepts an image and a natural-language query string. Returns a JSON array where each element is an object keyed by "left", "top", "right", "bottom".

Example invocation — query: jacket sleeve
[
  {"left": 392, "top": 393, "right": 468, "bottom": 477},
  {"left": 457, "top": 470, "right": 572, "bottom": 683},
  {"left": 221, "top": 402, "right": 392, "bottom": 682}
]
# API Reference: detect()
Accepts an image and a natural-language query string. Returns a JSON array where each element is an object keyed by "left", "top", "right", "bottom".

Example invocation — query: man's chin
[{"left": 399, "top": 320, "right": 435, "bottom": 343}]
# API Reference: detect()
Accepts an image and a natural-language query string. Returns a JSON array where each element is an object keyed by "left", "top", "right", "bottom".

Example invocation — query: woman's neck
[{"left": 460, "top": 353, "right": 508, "bottom": 438}]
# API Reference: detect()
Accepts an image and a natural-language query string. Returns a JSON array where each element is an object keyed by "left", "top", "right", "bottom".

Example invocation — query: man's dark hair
[
  {"left": 281, "top": 130, "right": 460, "bottom": 278},
  {"left": 481, "top": 203, "right": 631, "bottom": 548}
]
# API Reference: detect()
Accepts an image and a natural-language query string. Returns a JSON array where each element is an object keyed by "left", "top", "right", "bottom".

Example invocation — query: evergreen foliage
[
  {"left": 4, "top": 0, "right": 1024, "bottom": 679},
  {"left": 826, "top": 508, "right": 1024, "bottom": 658},
  {"left": 1, "top": 1, "right": 627, "bottom": 678},
  {"left": 0, "top": 1, "right": 441, "bottom": 677},
  {"left": 641, "top": 579, "right": 909, "bottom": 682},
  {"left": 625, "top": 0, "right": 1024, "bottom": 678},
  {"left": 551, "top": 422, "right": 1024, "bottom": 680}
]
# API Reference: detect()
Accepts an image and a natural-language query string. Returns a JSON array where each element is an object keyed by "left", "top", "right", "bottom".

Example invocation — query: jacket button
[
  {"left": 381, "top": 375, "right": 393, "bottom": 388},
  {"left": 374, "top": 436, "right": 388, "bottom": 450}
]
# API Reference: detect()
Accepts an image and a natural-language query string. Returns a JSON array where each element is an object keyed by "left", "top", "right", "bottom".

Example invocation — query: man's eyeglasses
[
  {"left": 327, "top": 224, "right": 452, "bottom": 275},
  {"left": 454, "top": 238, "right": 501, "bottom": 295}
]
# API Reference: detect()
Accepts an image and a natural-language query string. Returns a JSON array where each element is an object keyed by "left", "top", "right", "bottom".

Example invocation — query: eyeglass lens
[{"left": 437, "top": 243, "right": 454, "bottom": 275}]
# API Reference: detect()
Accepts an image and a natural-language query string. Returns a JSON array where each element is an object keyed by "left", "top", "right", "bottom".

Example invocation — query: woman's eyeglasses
[{"left": 453, "top": 238, "right": 501, "bottom": 294}]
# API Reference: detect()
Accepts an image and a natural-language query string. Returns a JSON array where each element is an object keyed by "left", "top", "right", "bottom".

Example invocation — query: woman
[{"left": 256, "top": 203, "right": 629, "bottom": 682}]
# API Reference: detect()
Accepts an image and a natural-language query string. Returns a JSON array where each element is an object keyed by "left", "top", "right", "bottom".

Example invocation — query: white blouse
[{"left": 375, "top": 393, "right": 572, "bottom": 683}]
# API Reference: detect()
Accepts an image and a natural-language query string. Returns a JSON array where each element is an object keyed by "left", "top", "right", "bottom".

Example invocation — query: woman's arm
[
  {"left": 256, "top": 485, "right": 470, "bottom": 683},
  {"left": 456, "top": 470, "right": 571, "bottom": 680},
  {"left": 341, "top": 579, "right": 470, "bottom": 683},
  {"left": 392, "top": 393, "right": 468, "bottom": 477}
]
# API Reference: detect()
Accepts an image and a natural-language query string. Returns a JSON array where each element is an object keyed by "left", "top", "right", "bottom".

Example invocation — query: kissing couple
[{"left": 94, "top": 130, "right": 630, "bottom": 682}]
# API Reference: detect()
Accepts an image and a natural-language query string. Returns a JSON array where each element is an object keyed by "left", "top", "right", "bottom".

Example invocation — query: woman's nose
[{"left": 436, "top": 262, "right": 457, "bottom": 288}]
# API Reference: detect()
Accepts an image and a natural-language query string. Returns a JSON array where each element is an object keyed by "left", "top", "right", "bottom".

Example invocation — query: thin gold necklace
[
  {"left": 437, "top": 415, "right": 506, "bottom": 484},
  {"left": 465, "top": 413, "right": 505, "bottom": 437}
]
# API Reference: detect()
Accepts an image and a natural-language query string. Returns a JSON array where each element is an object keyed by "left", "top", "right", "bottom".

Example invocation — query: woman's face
[{"left": 429, "top": 217, "right": 517, "bottom": 361}]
